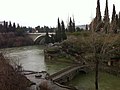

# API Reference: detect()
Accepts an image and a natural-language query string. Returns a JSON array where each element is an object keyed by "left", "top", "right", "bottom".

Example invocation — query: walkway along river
[{"left": 1, "top": 45, "right": 120, "bottom": 90}]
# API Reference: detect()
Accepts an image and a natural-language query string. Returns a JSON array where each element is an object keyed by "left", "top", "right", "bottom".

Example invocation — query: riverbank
[
  {"left": 0, "top": 32, "right": 34, "bottom": 49},
  {"left": 0, "top": 53, "right": 32, "bottom": 90}
]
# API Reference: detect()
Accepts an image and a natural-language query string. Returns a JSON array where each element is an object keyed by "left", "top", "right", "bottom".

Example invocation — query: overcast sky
[{"left": 0, "top": 0, "right": 120, "bottom": 27}]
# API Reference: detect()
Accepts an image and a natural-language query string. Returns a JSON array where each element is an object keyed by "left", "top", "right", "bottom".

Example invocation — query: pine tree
[{"left": 61, "top": 20, "right": 67, "bottom": 40}]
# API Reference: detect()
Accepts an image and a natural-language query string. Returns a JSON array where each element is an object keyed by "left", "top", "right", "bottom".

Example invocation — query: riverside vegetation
[
  {"left": 45, "top": 31, "right": 120, "bottom": 90},
  {"left": 45, "top": 0, "right": 120, "bottom": 90},
  {"left": 45, "top": 31, "right": 120, "bottom": 69},
  {"left": 0, "top": 53, "right": 32, "bottom": 90},
  {"left": 0, "top": 21, "right": 35, "bottom": 48}
]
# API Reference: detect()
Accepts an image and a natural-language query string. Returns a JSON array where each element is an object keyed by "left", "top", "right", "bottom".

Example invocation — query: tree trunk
[{"left": 95, "top": 58, "right": 99, "bottom": 90}]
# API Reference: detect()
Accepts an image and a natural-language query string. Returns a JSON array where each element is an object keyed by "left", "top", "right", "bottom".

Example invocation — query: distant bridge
[
  {"left": 27, "top": 32, "right": 55, "bottom": 44},
  {"left": 48, "top": 65, "right": 89, "bottom": 84}
]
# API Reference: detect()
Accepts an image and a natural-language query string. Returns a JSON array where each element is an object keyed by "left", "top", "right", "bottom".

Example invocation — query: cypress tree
[
  {"left": 17, "top": 24, "right": 20, "bottom": 29},
  {"left": 13, "top": 22, "right": 16, "bottom": 32},
  {"left": 50, "top": 34, "right": 55, "bottom": 44},
  {"left": 103, "top": 0, "right": 110, "bottom": 33},
  {"left": 93, "top": 0, "right": 102, "bottom": 32},
  {"left": 86, "top": 24, "right": 88, "bottom": 30},
  {"left": 58, "top": 18, "right": 62, "bottom": 42},
  {"left": 72, "top": 18, "right": 75, "bottom": 32},
  {"left": 58, "top": 18, "right": 61, "bottom": 31},
  {"left": 103, "top": 0, "right": 109, "bottom": 23},
  {"left": 110, "top": 4, "right": 117, "bottom": 33},
  {"left": 9, "top": 21, "right": 12, "bottom": 32},
  {"left": 114, "top": 14, "right": 118, "bottom": 33},
  {"left": 45, "top": 29, "right": 50, "bottom": 44},
  {"left": 111, "top": 4, "right": 116, "bottom": 22},
  {"left": 96, "top": 0, "right": 101, "bottom": 22},
  {"left": 116, "top": 14, "right": 119, "bottom": 32},
  {"left": 3, "top": 21, "right": 8, "bottom": 32},
  {"left": 61, "top": 20, "right": 67, "bottom": 40},
  {"left": 55, "top": 18, "right": 61, "bottom": 42},
  {"left": 68, "top": 17, "right": 73, "bottom": 32},
  {"left": 3, "top": 21, "right": 5, "bottom": 32},
  {"left": 116, "top": 14, "right": 118, "bottom": 25},
  {"left": 5, "top": 22, "right": 9, "bottom": 32},
  {"left": 118, "top": 12, "right": 120, "bottom": 29}
]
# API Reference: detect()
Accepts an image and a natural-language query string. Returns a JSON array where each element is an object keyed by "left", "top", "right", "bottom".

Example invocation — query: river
[
  {"left": 1, "top": 45, "right": 120, "bottom": 90},
  {"left": 67, "top": 72, "right": 120, "bottom": 90},
  {"left": 0, "top": 45, "right": 71, "bottom": 74}
]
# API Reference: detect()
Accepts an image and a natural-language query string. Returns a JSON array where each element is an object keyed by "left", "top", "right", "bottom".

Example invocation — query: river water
[
  {"left": 67, "top": 72, "right": 120, "bottom": 90},
  {"left": 1, "top": 45, "right": 70, "bottom": 74},
  {"left": 1, "top": 46, "right": 120, "bottom": 90},
  {"left": 1, "top": 46, "right": 45, "bottom": 72}
]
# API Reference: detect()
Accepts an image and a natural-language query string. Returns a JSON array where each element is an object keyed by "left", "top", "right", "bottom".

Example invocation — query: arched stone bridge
[
  {"left": 27, "top": 33, "right": 55, "bottom": 44},
  {"left": 23, "top": 65, "right": 90, "bottom": 90},
  {"left": 48, "top": 65, "right": 90, "bottom": 84}
]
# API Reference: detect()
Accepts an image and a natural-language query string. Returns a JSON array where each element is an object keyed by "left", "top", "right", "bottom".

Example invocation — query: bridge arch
[
  {"left": 34, "top": 34, "right": 54, "bottom": 44},
  {"left": 27, "top": 33, "right": 55, "bottom": 44},
  {"left": 34, "top": 35, "right": 45, "bottom": 44}
]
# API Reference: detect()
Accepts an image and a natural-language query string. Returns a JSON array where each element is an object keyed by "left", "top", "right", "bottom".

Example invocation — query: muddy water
[{"left": 1, "top": 45, "right": 70, "bottom": 74}]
